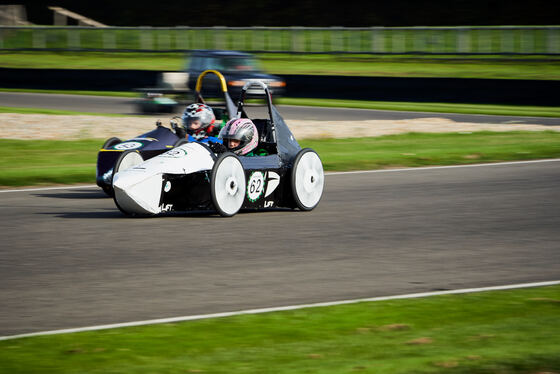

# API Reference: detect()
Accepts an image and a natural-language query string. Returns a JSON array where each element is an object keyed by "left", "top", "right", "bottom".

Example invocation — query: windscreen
[
  {"left": 221, "top": 57, "right": 259, "bottom": 72},
  {"left": 271, "top": 105, "right": 301, "bottom": 162}
]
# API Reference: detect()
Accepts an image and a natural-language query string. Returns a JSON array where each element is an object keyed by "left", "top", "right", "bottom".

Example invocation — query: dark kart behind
[
  {"left": 96, "top": 70, "right": 237, "bottom": 196},
  {"left": 112, "top": 82, "right": 324, "bottom": 217}
]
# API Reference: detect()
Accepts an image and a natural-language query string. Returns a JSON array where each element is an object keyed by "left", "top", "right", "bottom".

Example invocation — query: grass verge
[
  {"left": 3, "top": 94, "right": 560, "bottom": 117},
  {"left": 1, "top": 131, "right": 560, "bottom": 187},
  {"left": 0, "top": 88, "right": 137, "bottom": 97},
  {"left": 1, "top": 285, "right": 559, "bottom": 373},
  {"left": 0, "top": 106, "right": 130, "bottom": 116},
  {"left": 1, "top": 51, "right": 559, "bottom": 80},
  {"left": 277, "top": 98, "right": 560, "bottom": 118}
]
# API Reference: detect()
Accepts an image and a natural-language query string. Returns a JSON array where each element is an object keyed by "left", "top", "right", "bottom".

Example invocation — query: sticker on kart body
[
  {"left": 102, "top": 168, "right": 114, "bottom": 183},
  {"left": 160, "top": 203, "right": 173, "bottom": 212},
  {"left": 113, "top": 141, "right": 143, "bottom": 150},
  {"left": 247, "top": 171, "right": 265, "bottom": 202},
  {"left": 164, "top": 181, "right": 172, "bottom": 192},
  {"left": 161, "top": 148, "right": 188, "bottom": 158},
  {"left": 265, "top": 171, "right": 280, "bottom": 197}
]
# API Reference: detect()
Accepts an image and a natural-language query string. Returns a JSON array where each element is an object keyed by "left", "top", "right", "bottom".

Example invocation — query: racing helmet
[
  {"left": 181, "top": 103, "right": 216, "bottom": 139},
  {"left": 219, "top": 118, "right": 258, "bottom": 156}
]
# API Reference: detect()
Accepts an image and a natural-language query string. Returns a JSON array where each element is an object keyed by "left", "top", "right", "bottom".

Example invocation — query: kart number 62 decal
[{"left": 247, "top": 171, "right": 265, "bottom": 202}]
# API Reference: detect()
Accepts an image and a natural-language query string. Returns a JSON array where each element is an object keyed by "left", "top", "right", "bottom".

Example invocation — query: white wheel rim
[
  {"left": 295, "top": 151, "right": 324, "bottom": 209},
  {"left": 116, "top": 152, "right": 143, "bottom": 172},
  {"left": 214, "top": 157, "right": 245, "bottom": 215},
  {"left": 225, "top": 176, "right": 238, "bottom": 195}
]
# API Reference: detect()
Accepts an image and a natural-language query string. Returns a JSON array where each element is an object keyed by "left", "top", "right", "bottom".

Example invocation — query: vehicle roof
[{"left": 190, "top": 50, "right": 254, "bottom": 58}]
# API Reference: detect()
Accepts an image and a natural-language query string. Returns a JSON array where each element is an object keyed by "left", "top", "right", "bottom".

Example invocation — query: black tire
[
  {"left": 102, "top": 137, "right": 122, "bottom": 149},
  {"left": 290, "top": 148, "right": 324, "bottom": 211},
  {"left": 210, "top": 153, "right": 246, "bottom": 217},
  {"left": 173, "top": 138, "right": 189, "bottom": 147},
  {"left": 98, "top": 137, "right": 123, "bottom": 196},
  {"left": 101, "top": 185, "right": 114, "bottom": 197}
]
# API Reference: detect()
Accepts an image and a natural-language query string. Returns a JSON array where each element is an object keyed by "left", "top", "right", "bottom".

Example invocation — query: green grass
[
  {"left": 0, "top": 88, "right": 138, "bottom": 97},
  {"left": 0, "top": 139, "right": 99, "bottom": 186},
  {"left": 0, "top": 51, "right": 183, "bottom": 71},
  {"left": 277, "top": 98, "right": 560, "bottom": 117},
  {"left": 303, "top": 131, "right": 560, "bottom": 171},
  {"left": 1, "top": 51, "right": 559, "bottom": 80},
  {"left": 0, "top": 106, "right": 131, "bottom": 116},
  {"left": 1, "top": 285, "right": 559, "bottom": 373},
  {"left": 2, "top": 92, "right": 560, "bottom": 117},
  {"left": 1, "top": 131, "right": 560, "bottom": 187},
  {"left": 261, "top": 54, "right": 560, "bottom": 80}
]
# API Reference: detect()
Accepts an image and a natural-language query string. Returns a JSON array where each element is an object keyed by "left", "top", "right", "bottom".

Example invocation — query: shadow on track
[
  {"left": 37, "top": 207, "right": 296, "bottom": 219},
  {"left": 33, "top": 190, "right": 108, "bottom": 199},
  {"left": 37, "top": 210, "right": 123, "bottom": 219}
]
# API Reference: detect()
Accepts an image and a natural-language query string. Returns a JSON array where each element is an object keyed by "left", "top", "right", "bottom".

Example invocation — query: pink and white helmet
[{"left": 219, "top": 118, "right": 258, "bottom": 156}]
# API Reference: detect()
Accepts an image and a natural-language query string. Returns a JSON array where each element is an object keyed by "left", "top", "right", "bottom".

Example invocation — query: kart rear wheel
[
  {"left": 211, "top": 153, "right": 246, "bottom": 217},
  {"left": 291, "top": 148, "right": 324, "bottom": 211},
  {"left": 173, "top": 138, "right": 189, "bottom": 147}
]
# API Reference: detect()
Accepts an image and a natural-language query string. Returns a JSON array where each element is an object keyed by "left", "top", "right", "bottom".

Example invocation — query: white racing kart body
[
  {"left": 113, "top": 142, "right": 215, "bottom": 215},
  {"left": 112, "top": 81, "right": 324, "bottom": 217}
]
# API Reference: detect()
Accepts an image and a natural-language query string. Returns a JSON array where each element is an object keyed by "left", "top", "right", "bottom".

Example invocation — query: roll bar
[
  {"left": 236, "top": 81, "right": 276, "bottom": 144},
  {"left": 195, "top": 69, "right": 228, "bottom": 93},
  {"left": 194, "top": 70, "right": 237, "bottom": 120}
]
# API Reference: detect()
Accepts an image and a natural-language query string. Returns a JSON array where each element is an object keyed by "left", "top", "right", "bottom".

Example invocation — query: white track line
[
  {"left": 1, "top": 280, "right": 558, "bottom": 341},
  {"left": 326, "top": 158, "right": 560, "bottom": 176},
  {"left": 1, "top": 158, "right": 559, "bottom": 194},
  {"left": 0, "top": 184, "right": 97, "bottom": 193}
]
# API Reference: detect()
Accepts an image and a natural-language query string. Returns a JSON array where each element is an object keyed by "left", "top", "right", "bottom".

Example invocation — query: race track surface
[
  {"left": 1, "top": 160, "right": 559, "bottom": 336},
  {"left": 1, "top": 91, "right": 559, "bottom": 125}
]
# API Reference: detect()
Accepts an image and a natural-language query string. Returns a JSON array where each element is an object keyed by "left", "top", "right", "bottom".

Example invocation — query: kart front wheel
[
  {"left": 291, "top": 148, "right": 324, "bottom": 211},
  {"left": 113, "top": 150, "right": 144, "bottom": 177},
  {"left": 112, "top": 150, "right": 146, "bottom": 216},
  {"left": 112, "top": 150, "right": 144, "bottom": 200},
  {"left": 102, "top": 137, "right": 121, "bottom": 149},
  {"left": 211, "top": 153, "right": 246, "bottom": 217}
]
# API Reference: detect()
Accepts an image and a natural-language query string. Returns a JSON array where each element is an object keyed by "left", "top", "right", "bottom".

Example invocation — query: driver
[
  {"left": 219, "top": 118, "right": 268, "bottom": 156},
  {"left": 180, "top": 103, "right": 221, "bottom": 141}
]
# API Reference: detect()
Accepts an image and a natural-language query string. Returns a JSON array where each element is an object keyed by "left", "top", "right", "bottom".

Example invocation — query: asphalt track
[
  {"left": 1, "top": 160, "right": 559, "bottom": 336},
  {"left": 1, "top": 91, "right": 560, "bottom": 125}
]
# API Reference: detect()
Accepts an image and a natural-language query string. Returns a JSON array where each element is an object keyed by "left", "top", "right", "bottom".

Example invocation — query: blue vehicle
[
  {"left": 187, "top": 50, "right": 286, "bottom": 100},
  {"left": 96, "top": 70, "right": 237, "bottom": 196}
]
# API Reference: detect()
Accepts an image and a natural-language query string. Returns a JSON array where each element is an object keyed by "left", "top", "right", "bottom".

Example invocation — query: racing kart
[
  {"left": 96, "top": 70, "right": 237, "bottom": 196},
  {"left": 112, "top": 81, "right": 324, "bottom": 217}
]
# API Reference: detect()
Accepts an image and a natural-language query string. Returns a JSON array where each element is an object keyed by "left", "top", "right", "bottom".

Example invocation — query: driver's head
[
  {"left": 181, "top": 103, "right": 215, "bottom": 139},
  {"left": 219, "top": 118, "right": 258, "bottom": 156}
]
